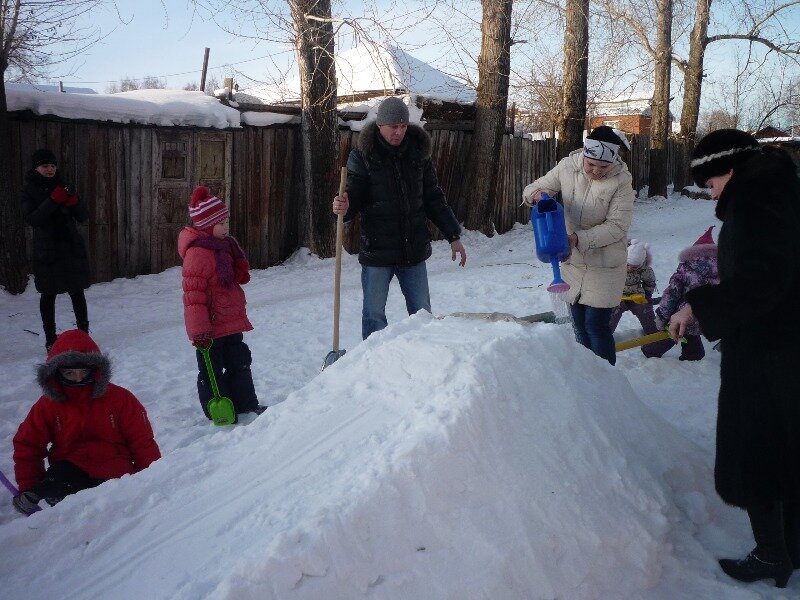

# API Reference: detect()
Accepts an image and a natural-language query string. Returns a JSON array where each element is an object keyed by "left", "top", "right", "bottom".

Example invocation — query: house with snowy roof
[
  {"left": 586, "top": 95, "right": 675, "bottom": 136},
  {"left": 232, "top": 43, "right": 477, "bottom": 127}
]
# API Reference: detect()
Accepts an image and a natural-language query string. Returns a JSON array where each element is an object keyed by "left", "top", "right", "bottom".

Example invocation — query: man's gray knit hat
[{"left": 375, "top": 96, "right": 409, "bottom": 126}]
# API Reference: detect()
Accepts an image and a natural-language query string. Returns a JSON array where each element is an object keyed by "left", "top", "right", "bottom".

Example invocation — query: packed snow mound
[{"left": 0, "top": 313, "right": 720, "bottom": 599}]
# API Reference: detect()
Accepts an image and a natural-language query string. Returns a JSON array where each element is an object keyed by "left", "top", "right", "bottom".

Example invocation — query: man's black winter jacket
[{"left": 344, "top": 122, "right": 461, "bottom": 266}]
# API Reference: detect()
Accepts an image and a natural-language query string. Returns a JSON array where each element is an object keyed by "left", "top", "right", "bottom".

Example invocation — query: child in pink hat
[
  {"left": 646, "top": 226, "right": 720, "bottom": 360},
  {"left": 178, "top": 186, "right": 266, "bottom": 422}
]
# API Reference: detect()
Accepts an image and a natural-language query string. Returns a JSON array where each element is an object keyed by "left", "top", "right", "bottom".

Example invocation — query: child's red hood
[{"left": 177, "top": 226, "right": 210, "bottom": 260}]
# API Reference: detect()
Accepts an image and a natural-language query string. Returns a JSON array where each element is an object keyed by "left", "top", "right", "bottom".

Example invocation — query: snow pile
[
  {"left": 6, "top": 87, "right": 242, "bottom": 129},
  {"left": 0, "top": 313, "right": 727, "bottom": 599},
  {"left": 1, "top": 195, "right": 795, "bottom": 597}
]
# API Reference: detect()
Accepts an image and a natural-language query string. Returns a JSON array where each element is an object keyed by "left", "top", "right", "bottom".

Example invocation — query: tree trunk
[
  {"left": 648, "top": 0, "right": 672, "bottom": 198},
  {"left": 0, "top": 70, "right": 29, "bottom": 294},
  {"left": 463, "top": 0, "right": 513, "bottom": 236},
  {"left": 557, "top": 0, "right": 589, "bottom": 158},
  {"left": 289, "top": 0, "right": 339, "bottom": 258},
  {"left": 678, "top": 0, "right": 712, "bottom": 188}
]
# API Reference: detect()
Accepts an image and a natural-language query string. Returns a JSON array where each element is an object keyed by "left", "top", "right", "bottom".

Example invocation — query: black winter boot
[
  {"left": 719, "top": 551, "right": 793, "bottom": 588},
  {"left": 784, "top": 502, "right": 800, "bottom": 569},
  {"left": 720, "top": 503, "right": 795, "bottom": 587}
]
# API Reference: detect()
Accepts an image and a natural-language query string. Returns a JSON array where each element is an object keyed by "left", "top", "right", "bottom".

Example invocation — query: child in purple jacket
[{"left": 647, "top": 226, "right": 720, "bottom": 360}]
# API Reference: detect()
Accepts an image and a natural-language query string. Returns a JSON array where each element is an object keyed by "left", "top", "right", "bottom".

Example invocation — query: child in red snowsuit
[
  {"left": 12, "top": 329, "right": 161, "bottom": 515},
  {"left": 178, "top": 186, "right": 265, "bottom": 422}
]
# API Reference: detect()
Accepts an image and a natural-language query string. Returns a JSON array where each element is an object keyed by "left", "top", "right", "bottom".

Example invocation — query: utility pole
[{"left": 200, "top": 48, "right": 210, "bottom": 92}]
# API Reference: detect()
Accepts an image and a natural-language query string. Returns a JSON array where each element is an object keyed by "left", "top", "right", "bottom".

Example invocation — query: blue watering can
[{"left": 531, "top": 192, "right": 571, "bottom": 293}]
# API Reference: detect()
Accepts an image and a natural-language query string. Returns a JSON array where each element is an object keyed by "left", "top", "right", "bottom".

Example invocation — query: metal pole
[{"left": 200, "top": 47, "right": 210, "bottom": 92}]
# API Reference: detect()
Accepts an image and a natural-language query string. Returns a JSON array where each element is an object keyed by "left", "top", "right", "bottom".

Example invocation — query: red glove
[
  {"left": 192, "top": 334, "right": 213, "bottom": 348},
  {"left": 235, "top": 258, "right": 251, "bottom": 285},
  {"left": 64, "top": 193, "right": 79, "bottom": 207},
  {"left": 50, "top": 186, "right": 70, "bottom": 204}
]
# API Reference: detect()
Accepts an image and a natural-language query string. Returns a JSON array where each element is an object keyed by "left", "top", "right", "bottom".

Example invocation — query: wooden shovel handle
[{"left": 333, "top": 167, "right": 346, "bottom": 351}]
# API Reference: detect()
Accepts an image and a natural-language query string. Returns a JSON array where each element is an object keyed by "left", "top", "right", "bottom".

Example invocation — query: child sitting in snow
[
  {"left": 179, "top": 186, "right": 266, "bottom": 422},
  {"left": 12, "top": 329, "right": 161, "bottom": 516},
  {"left": 648, "top": 226, "right": 720, "bottom": 360},
  {"left": 608, "top": 240, "right": 661, "bottom": 356}
]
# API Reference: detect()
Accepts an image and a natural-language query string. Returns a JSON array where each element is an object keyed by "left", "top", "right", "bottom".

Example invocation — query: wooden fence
[{"left": 8, "top": 111, "right": 685, "bottom": 284}]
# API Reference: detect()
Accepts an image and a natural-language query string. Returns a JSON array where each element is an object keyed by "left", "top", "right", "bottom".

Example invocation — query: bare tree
[
  {"left": 287, "top": 0, "right": 339, "bottom": 257},
  {"left": 463, "top": 0, "right": 514, "bottom": 235},
  {"left": 697, "top": 108, "right": 739, "bottom": 134},
  {"left": 107, "top": 75, "right": 167, "bottom": 93},
  {"left": 648, "top": 0, "right": 672, "bottom": 197},
  {"left": 558, "top": 0, "right": 590, "bottom": 157},
  {"left": 674, "top": 0, "right": 800, "bottom": 182},
  {"left": 1, "top": 0, "right": 111, "bottom": 294}
]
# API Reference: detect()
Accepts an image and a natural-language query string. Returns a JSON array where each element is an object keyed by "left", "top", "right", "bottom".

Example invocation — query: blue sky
[
  {"left": 50, "top": 1, "right": 294, "bottom": 91},
  {"left": 33, "top": 0, "right": 800, "bottom": 130}
]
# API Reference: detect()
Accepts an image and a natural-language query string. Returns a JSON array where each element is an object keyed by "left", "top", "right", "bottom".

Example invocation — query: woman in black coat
[
  {"left": 21, "top": 149, "right": 91, "bottom": 351},
  {"left": 669, "top": 129, "right": 800, "bottom": 588}
]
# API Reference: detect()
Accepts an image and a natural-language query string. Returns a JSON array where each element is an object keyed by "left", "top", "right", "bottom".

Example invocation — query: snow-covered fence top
[{"left": 6, "top": 86, "right": 242, "bottom": 129}]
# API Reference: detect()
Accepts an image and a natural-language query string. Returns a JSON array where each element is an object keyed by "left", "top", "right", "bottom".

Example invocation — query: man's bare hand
[
  {"left": 332, "top": 192, "right": 349, "bottom": 215},
  {"left": 451, "top": 239, "right": 467, "bottom": 267}
]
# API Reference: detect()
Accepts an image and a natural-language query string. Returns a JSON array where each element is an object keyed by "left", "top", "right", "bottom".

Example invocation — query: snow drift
[{"left": 0, "top": 313, "right": 727, "bottom": 599}]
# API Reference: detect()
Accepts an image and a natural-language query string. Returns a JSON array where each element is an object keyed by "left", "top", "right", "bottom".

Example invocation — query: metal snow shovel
[
  {"left": 322, "top": 166, "right": 348, "bottom": 371},
  {"left": 198, "top": 342, "right": 236, "bottom": 426}
]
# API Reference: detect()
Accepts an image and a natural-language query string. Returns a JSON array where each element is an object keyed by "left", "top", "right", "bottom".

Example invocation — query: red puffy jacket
[
  {"left": 13, "top": 330, "right": 161, "bottom": 492},
  {"left": 178, "top": 227, "right": 253, "bottom": 341}
]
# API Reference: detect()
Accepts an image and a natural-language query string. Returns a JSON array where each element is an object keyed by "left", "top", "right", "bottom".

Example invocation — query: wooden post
[
  {"left": 200, "top": 48, "right": 210, "bottom": 92},
  {"left": 58, "top": 81, "right": 64, "bottom": 93}
]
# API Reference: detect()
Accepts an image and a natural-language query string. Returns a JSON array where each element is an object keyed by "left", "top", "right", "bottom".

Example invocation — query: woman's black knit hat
[
  {"left": 690, "top": 129, "right": 759, "bottom": 187},
  {"left": 31, "top": 148, "right": 58, "bottom": 169}
]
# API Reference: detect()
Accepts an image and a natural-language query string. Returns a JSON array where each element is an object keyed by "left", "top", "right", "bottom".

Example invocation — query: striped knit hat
[
  {"left": 690, "top": 129, "right": 759, "bottom": 187},
  {"left": 189, "top": 186, "right": 229, "bottom": 229}
]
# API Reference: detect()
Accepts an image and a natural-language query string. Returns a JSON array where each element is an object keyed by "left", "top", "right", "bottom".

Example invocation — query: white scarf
[{"left": 583, "top": 138, "right": 620, "bottom": 163}]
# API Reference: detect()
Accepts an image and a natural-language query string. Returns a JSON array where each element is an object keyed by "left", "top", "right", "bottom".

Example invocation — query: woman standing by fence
[{"left": 20, "top": 149, "right": 91, "bottom": 351}]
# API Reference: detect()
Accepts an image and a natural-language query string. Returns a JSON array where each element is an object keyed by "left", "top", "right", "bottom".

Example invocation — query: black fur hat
[
  {"left": 31, "top": 148, "right": 58, "bottom": 169},
  {"left": 690, "top": 129, "right": 759, "bottom": 187}
]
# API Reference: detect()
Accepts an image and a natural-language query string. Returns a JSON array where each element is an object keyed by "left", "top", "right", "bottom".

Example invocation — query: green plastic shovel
[{"left": 198, "top": 341, "right": 236, "bottom": 426}]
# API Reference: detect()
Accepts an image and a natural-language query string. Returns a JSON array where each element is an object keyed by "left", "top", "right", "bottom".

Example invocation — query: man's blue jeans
[
  {"left": 361, "top": 262, "right": 431, "bottom": 340},
  {"left": 570, "top": 303, "right": 616, "bottom": 365}
]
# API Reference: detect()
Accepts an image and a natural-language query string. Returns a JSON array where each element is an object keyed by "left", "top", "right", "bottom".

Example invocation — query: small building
[
  {"left": 586, "top": 96, "right": 675, "bottom": 136},
  {"left": 231, "top": 43, "right": 478, "bottom": 128},
  {"left": 754, "top": 126, "right": 790, "bottom": 139}
]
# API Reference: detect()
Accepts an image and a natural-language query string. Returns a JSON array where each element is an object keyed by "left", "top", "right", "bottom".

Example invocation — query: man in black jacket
[{"left": 332, "top": 96, "right": 467, "bottom": 340}]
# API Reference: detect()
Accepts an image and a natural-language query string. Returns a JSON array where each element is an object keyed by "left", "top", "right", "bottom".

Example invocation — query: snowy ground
[{"left": 0, "top": 193, "right": 795, "bottom": 598}]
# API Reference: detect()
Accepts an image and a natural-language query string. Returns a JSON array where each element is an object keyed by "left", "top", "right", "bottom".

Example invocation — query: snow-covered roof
[
  {"left": 756, "top": 136, "right": 800, "bottom": 143},
  {"left": 236, "top": 44, "right": 476, "bottom": 106},
  {"left": 590, "top": 97, "right": 653, "bottom": 117},
  {"left": 6, "top": 82, "right": 97, "bottom": 94},
  {"left": 6, "top": 87, "right": 242, "bottom": 129}
]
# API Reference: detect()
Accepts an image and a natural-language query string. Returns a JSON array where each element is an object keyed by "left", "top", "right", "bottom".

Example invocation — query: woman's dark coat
[
  {"left": 687, "top": 150, "right": 800, "bottom": 508},
  {"left": 20, "top": 170, "right": 90, "bottom": 294},
  {"left": 344, "top": 122, "right": 461, "bottom": 266}
]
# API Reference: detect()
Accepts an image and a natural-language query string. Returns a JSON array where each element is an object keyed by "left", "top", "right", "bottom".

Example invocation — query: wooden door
[
  {"left": 194, "top": 132, "right": 232, "bottom": 203},
  {"left": 152, "top": 132, "right": 192, "bottom": 272}
]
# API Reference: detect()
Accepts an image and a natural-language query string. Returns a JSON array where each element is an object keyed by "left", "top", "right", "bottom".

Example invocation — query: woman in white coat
[{"left": 522, "top": 126, "right": 635, "bottom": 364}]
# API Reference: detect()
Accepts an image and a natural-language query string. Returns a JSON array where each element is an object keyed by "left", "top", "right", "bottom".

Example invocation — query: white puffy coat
[{"left": 522, "top": 150, "right": 635, "bottom": 308}]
